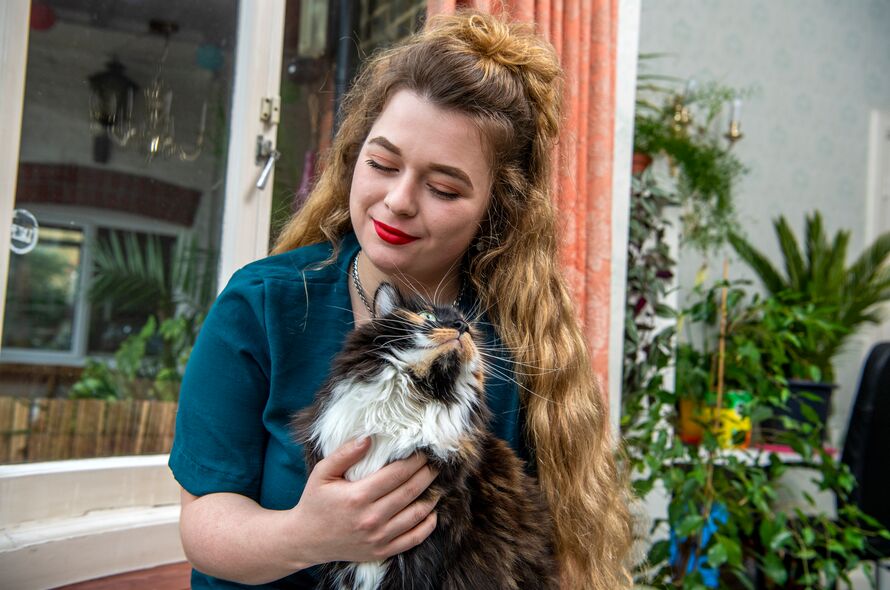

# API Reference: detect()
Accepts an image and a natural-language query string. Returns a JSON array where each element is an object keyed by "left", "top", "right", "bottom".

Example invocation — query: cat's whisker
[
  {"left": 480, "top": 363, "right": 559, "bottom": 405},
  {"left": 476, "top": 342, "right": 539, "bottom": 356},
  {"left": 476, "top": 352, "right": 560, "bottom": 374},
  {"left": 326, "top": 304, "right": 363, "bottom": 316},
  {"left": 389, "top": 266, "right": 433, "bottom": 304}
]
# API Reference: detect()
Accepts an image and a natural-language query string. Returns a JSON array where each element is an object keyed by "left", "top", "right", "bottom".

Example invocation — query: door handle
[
  {"left": 256, "top": 149, "right": 281, "bottom": 189},
  {"left": 255, "top": 135, "right": 281, "bottom": 190}
]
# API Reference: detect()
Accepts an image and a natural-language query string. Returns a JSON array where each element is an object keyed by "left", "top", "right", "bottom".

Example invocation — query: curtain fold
[{"left": 428, "top": 0, "right": 618, "bottom": 396}]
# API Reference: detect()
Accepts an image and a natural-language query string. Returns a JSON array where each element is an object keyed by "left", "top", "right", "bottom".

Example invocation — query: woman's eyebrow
[
  {"left": 367, "top": 136, "right": 474, "bottom": 190},
  {"left": 368, "top": 136, "right": 401, "bottom": 155}
]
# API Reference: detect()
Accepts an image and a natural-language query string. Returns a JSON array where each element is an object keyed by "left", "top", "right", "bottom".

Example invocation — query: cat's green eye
[{"left": 418, "top": 311, "right": 438, "bottom": 322}]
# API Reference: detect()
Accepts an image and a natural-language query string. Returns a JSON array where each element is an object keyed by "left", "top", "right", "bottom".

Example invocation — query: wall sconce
[
  {"left": 671, "top": 78, "right": 696, "bottom": 134},
  {"left": 725, "top": 97, "right": 744, "bottom": 145},
  {"left": 672, "top": 96, "right": 692, "bottom": 134}
]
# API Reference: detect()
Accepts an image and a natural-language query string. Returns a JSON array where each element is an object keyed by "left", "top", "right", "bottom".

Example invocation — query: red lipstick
[{"left": 373, "top": 219, "right": 419, "bottom": 245}]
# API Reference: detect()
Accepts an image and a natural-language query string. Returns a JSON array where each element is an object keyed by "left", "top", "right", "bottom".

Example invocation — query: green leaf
[
  {"left": 718, "top": 534, "right": 743, "bottom": 567},
  {"left": 729, "top": 231, "right": 787, "bottom": 294},
  {"left": 676, "top": 514, "right": 706, "bottom": 537},
  {"left": 706, "top": 542, "right": 728, "bottom": 567},
  {"left": 648, "top": 539, "right": 671, "bottom": 565},
  {"left": 762, "top": 552, "right": 788, "bottom": 585},
  {"left": 769, "top": 529, "right": 793, "bottom": 551}
]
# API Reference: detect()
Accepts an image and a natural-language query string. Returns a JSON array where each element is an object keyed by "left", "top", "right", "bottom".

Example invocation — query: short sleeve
[{"left": 169, "top": 268, "right": 272, "bottom": 500}]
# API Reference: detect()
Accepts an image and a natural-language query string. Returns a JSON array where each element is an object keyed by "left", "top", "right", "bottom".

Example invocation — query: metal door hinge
[{"left": 260, "top": 96, "right": 281, "bottom": 125}]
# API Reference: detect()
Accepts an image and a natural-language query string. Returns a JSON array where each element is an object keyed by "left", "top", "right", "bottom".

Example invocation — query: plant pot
[
  {"left": 632, "top": 151, "right": 653, "bottom": 175},
  {"left": 678, "top": 398, "right": 705, "bottom": 444},
  {"left": 761, "top": 380, "right": 835, "bottom": 442}
]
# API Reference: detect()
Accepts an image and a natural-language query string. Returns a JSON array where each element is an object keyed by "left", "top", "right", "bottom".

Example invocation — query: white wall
[{"left": 638, "top": 0, "right": 890, "bottom": 444}]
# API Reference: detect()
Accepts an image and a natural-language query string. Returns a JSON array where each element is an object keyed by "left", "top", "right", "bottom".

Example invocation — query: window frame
[{"left": 0, "top": 204, "right": 185, "bottom": 366}]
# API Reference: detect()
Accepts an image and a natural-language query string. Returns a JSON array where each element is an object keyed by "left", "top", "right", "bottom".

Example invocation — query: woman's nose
[{"left": 383, "top": 177, "right": 418, "bottom": 217}]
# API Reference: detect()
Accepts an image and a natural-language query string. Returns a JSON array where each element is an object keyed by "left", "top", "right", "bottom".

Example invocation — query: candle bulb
[{"left": 731, "top": 97, "right": 743, "bottom": 124}]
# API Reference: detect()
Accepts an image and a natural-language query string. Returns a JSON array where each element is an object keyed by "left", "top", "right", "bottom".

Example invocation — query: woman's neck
[{"left": 351, "top": 251, "right": 462, "bottom": 322}]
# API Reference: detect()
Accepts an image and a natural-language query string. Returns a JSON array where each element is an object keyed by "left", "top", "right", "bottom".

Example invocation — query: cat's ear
[{"left": 373, "top": 282, "right": 401, "bottom": 317}]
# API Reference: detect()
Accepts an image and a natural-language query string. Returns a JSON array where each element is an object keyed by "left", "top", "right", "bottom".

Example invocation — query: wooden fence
[{"left": 0, "top": 397, "right": 177, "bottom": 464}]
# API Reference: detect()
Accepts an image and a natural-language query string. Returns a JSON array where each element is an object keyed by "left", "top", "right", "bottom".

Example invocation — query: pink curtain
[{"left": 428, "top": 0, "right": 618, "bottom": 398}]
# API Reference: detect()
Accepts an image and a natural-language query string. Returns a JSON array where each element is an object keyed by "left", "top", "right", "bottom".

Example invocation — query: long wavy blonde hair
[{"left": 273, "top": 11, "right": 632, "bottom": 589}]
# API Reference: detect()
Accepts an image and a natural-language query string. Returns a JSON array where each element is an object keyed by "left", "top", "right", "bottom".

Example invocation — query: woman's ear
[{"left": 373, "top": 282, "right": 401, "bottom": 317}]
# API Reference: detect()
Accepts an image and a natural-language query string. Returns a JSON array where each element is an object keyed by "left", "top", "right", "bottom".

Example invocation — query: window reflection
[{"left": 3, "top": 226, "right": 83, "bottom": 351}]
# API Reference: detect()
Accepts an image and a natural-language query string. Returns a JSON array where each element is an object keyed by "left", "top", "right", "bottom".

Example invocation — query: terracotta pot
[{"left": 632, "top": 152, "right": 653, "bottom": 175}]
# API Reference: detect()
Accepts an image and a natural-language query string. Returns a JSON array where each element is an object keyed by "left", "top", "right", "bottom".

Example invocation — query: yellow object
[{"left": 678, "top": 391, "right": 752, "bottom": 449}]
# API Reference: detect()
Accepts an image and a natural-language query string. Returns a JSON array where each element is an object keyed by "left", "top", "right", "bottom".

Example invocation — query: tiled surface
[{"left": 54, "top": 562, "right": 190, "bottom": 590}]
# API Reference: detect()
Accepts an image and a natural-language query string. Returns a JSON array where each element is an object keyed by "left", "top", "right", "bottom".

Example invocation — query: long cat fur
[{"left": 292, "top": 282, "right": 556, "bottom": 590}]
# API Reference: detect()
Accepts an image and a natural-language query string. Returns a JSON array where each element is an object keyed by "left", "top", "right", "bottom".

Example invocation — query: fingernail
[{"left": 354, "top": 436, "right": 369, "bottom": 448}]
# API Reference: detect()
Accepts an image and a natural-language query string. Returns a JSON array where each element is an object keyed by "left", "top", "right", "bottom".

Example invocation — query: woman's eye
[
  {"left": 418, "top": 311, "right": 437, "bottom": 322},
  {"left": 366, "top": 159, "right": 397, "bottom": 173},
  {"left": 428, "top": 185, "right": 460, "bottom": 200}
]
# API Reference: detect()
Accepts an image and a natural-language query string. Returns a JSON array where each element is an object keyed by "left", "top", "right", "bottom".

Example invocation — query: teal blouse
[{"left": 169, "top": 233, "right": 526, "bottom": 589}]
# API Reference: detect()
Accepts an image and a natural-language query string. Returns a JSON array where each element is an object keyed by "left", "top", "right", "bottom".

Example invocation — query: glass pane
[
  {"left": 3, "top": 225, "right": 84, "bottom": 351},
  {"left": 87, "top": 228, "right": 177, "bottom": 355},
  {"left": 0, "top": 0, "right": 238, "bottom": 463}
]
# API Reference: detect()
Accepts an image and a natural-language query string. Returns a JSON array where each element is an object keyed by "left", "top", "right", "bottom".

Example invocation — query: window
[{"left": 1, "top": 209, "right": 182, "bottom": 365}]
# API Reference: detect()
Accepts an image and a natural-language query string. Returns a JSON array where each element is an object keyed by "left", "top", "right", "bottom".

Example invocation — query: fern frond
[
  {"left": 728, "top": 231, "right": 787, "bottom": 294},
  {"left": 775, "top": 217, "right": 806, "bottom": 291},
  {"left": 847, "top": 231, "right": 890, "bottom": 293}
]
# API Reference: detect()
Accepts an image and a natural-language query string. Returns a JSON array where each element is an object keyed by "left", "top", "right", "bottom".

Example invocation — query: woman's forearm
[
  {"left": 177, "top": 440, "right": 439, "bottom": 585},
  {"left": 179, "top": 490, "right": 314, "bottom": 585}
]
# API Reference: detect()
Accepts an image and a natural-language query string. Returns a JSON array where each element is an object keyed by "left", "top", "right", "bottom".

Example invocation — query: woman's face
[{"left": 349, "top": 89, "right": 493, "bottom": 292}]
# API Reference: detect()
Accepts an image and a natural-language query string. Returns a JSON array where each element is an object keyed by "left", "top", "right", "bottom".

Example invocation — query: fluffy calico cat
[{"left": 292, "top": 282, "right": 556, "bottom": 590}]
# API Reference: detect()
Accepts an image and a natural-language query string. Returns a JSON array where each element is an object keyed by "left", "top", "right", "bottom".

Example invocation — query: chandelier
[{"left": 88, "top": 21, "right": 206, "bottom": 163}]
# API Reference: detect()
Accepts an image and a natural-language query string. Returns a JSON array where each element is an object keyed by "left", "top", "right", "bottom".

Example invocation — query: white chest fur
[{"left": 309, "top": 364, "right": 477, "bottom": 481}]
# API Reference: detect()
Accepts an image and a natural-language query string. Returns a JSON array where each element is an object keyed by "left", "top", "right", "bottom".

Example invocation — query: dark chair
[{"left": 839, "top": 341, "right": 890, "bottom": 587}]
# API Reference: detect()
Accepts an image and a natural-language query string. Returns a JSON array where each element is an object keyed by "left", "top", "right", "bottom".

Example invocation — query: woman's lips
[{"left": 373, "top": 219, "right": 420, "bottom": 245}]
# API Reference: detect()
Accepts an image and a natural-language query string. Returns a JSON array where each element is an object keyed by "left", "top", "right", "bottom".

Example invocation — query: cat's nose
[{"left": 451, "top": 319, "right": 469, "bottom": 334}]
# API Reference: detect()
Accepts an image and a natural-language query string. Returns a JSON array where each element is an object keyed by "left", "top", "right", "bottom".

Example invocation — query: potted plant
[
  {"left": 622, "top": 170, "right": 888, "bottom": 589},
  {"left": 633, "top": 75, "right": 747, "bottom": 253},
  {"left": 728, "top": 211, "right": 890, "bottom": 436},
  {"left": 624, "top": 277, "right": 887, "bottom": 589}
]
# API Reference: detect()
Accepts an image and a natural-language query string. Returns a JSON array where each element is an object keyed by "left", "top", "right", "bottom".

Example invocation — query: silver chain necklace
[{"left": 351, "top": 250, "right": 464, "bottom": 318}]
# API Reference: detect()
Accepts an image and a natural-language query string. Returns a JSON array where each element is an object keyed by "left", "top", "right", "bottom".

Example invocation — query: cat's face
[{"left": 368, "top": 282, "right": 482, "bottom": 405}]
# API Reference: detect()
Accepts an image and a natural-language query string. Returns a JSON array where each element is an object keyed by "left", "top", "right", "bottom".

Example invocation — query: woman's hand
[
  {"left": 289, "top": 437, "right": 439, "bottom": 566},
  {"left": 179, "top": 438, "right": 438, "bottom": 585}
]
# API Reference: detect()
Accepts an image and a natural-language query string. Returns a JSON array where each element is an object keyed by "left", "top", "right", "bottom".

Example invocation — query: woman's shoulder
[{"left": 233, "top": 233, "right": 359, "bottom": 288}]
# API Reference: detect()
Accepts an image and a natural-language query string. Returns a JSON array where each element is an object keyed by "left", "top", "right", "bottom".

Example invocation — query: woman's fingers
[
  {"left": 313, "top": 437, "right": 371, "bottom": 481},
  {"left": 360, "top": 452, "right": 435, "bottom": 503},
  {"left": 381, "top": 510, "right": 438, "bottom": 558},
  {"left": 378, "top": 495, "right": 439, "bottom": 546},
  {"left": 370, "top": 457, "right": 439, "bottom": 522}
]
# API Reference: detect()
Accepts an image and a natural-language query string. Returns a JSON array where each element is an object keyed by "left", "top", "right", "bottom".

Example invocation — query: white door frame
[
  {"left": 0, "top": 2, "right": 290, "bottom": 585},
  {"left": 0, "top": 0, "right": 31, "bottom": 354},
  {"left": 865, "top": 110, "right": 890, "bottom": 344},
  {"left": 0, "top": 1, "right": 287, "bottom": 344},
  {"left": 218, "top": 0, "right": 287, "bottom": 289}
]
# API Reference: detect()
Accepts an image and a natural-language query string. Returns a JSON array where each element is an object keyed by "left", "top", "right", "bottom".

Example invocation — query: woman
[{"left": 172, "top": 11, "right": 632, "bottom": 589}]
